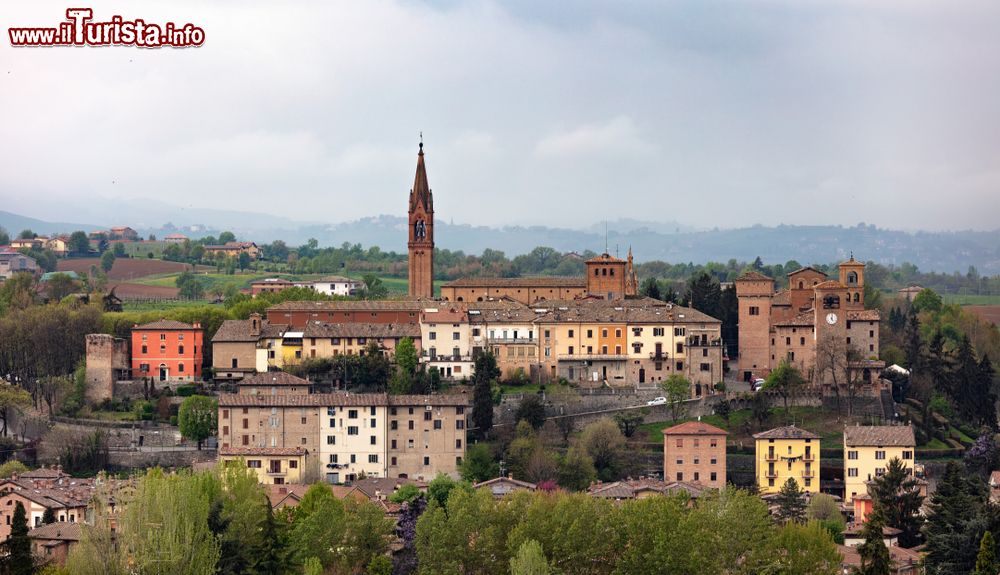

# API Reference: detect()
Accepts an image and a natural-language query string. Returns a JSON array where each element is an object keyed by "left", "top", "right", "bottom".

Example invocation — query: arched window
[
  {"left": 798, "top": 281, "right": 804, "bottom": 289},
  {"left": 854, "top": 293, "right": 860, "bottom": 302},
  {"left": 847, "top": 271, "right": 858, "bottom": 285},
  {"left": 456, "top": 297, "right": 463, "bottom": 302}
]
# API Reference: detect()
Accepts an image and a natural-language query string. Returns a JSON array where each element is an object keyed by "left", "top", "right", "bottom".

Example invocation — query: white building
[
  {"left": 420, "top": 308, "right": 474, "bottom": 379},
  {"left": 320, "top": 396, "right": 388, "bottom": 483},
  {"left": 295, "top": 276, "right": 362, "bottom": 297}
]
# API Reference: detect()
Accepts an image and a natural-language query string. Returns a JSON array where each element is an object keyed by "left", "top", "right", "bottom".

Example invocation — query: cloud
[{"left": 533, "top": 116, "right": 656, "bottom": 159}]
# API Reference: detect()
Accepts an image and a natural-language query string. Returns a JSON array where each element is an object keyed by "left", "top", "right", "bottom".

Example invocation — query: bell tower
[{"left": 408, "top": 140, "right": 434, "bottom": 298}]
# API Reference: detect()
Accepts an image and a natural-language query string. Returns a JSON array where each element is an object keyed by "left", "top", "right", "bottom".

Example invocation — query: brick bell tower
[{"left": 408, "top": 140, "right": 434, "bottom": 298}]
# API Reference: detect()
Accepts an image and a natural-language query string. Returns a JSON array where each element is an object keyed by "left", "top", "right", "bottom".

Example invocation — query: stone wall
[
  {"left": 85, "top": 334, "right": 129, "bottom": 404},
  {"left": 108, "top": 448, "right": 217, "bottom": 470}
]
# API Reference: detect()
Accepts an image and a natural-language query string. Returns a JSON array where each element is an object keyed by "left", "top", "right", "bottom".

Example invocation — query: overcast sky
[{"left": 2, "top": 0, "right": 999, "bottom": 231}]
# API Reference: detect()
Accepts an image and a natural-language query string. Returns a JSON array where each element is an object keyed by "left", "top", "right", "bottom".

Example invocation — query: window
[
  {"left": 369, "top": 454, "right": 379, "bottom": 463},
  {"left": 615, "top": 329, "right": 622, "bottom": 338},
  {"left": 348, "top": 409, "right": 358, "bottom": 419},
  {"left": 710, "top": 472, "right": 717, "bottom": 482},
  {"left": 710, "top": 458, "right": 717, "bottom": 465},
  {"left": 848, "top": 468, "right": 858, "bottom": 477},
  {"left": 800, "top": 337, "right": 805, "bottom": 346},
  {"left": 370, "top": 406, "right": 376, "bottom": 416},
  {"left": 247, "top": 460, "right": 261, "bottom": 468},
  {"left": 141, "top": 345, "right": 147, "bottom": 354},
  {"left": 429, "top": 331, "right": 436, "bottom": 340},
  {"left": 327, "top": 436, "right": 335, "bottom": 445},
  {"left": 456, "top": 439, "right": 463, "bottom": 449},
  {"left": 456, "top": 420, "right": 465, "bottom": 430},
  {"left": 602, "top": 329, "right": 608, "bottom": 338},
  {"left": 710, "top": 439, "right": 717, "bottom": 447},
  {"left": 676, "top": 361, "right": 683, "bottom": 371},
  {"left": 160, "top": 333, "right": 166, "bottom": 341},
  {"left": 370, "top": 435, "right": 377, "bottom": 445},
  {"left": 456, "top": 406, "right": 465, "bottom": 415},
  {"left": 178, "top": 345, "right": 185, "bottom": 354},
  {"left": 391, "top": 457, "right": 397, "bottom": 466},
  {"left": 371, "top": 418, "right": 377, "bottom": 427},
  {"left": 847, "top": 450, "right": 858, "bottom": 460},
  {"left": 749, "top": 306, "right": 759, "bottom": 316},
  {"left": 875, "top": 450, "right": 886, "bottom": 460},
  {"left": 902, "top": 450, "right": 912, "bottom": 460},
  {"left": 568, "top": 329, "right": 575, "bottom": 337},
  {"left": 423, "top": 456, "right": 430, "bottom": 466},
  {"left": 676, "top": 472, "right": 683, "bottom": 481},
  {"left": 653, "top": 327, "right": 664, "bottom": 336},
  {"left": 391, "top": 440, "right": 397, "bottom": 449},
  {"left": 700, "top": 363, "right": 710, "bottom": 371},
  {"left": 675, "top": 438, "right": 683, "bottom": 447},
  {"left": 676, "top": 459, "right": 683, "bottom": 465},
  {"left": 408, "top": 421, "right": 414, "bottom": 430},
  {"left": 289, "top": 460, "right": 298, "bottom": 469},
  {"left": 586, "top": 329, "right": 593, "bottom": 338},
  {"left": 347, "top": 426, "right": 359, "bottom": 435},
  {"left": 676, "top": 342, "right": 684, "bottom": 354},
  {"left": 568, "top": 346, "right": 574, "bottom": 355},
  {"left": 351, "top": 454, "right": 356, "bottom": 463},
  {"left": 694, "top": 472, "right": 700, "bottom": 482},
  {"left": 452, "top": 332, "right": 460, "bottom": 340},
  {"left": 424, "top": 411, "right": 432, "bottom": 421},
  {"left": 434, "top": 420, "right": 442, "bottom": 430}
]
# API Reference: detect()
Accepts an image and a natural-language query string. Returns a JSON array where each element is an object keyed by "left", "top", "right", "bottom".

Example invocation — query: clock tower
[{"left": 407, "top": 141, "right": 434, "bottom": 298}]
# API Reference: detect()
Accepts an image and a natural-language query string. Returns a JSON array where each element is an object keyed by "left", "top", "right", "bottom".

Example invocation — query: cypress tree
[
  {"left": 774, "top": 478, "right": 806, "bottom": 524},
  {"left": 973, "top": 531, "right": 999, "bottom": 575},
  {"left": 856, "top": 508, "right": 892, "bottom": 575},
  {"left": 4, "top": 501, "right": 33, "bottom": 575},
  {"left": 472, "top": 352, "right": 500, "bottom": 439}
]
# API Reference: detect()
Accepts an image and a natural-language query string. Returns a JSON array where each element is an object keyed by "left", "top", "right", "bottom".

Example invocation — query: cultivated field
[
  {"left": 56, "top": 258, "right": 212, "bottom": 281},
  {"left": 965, "top": 305, "right": 1000, "bottom": 326}
]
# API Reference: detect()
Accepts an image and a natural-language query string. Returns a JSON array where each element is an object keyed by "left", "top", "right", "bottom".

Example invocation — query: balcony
[
  {"left": 764, "top": 453, "right": 778, "bottom": 462},
  {"left": 687, "top": 337, "right": 722, "bottom": 347},
  {"left": 765, "top": 471, "right": 778, "bottom": 479},
  {"left": 801, "top": 471, "right": 815, "bottom": 479},
  {"left": 266, "top": 469, "right": 286, "bottom": 476},
  {"left": 649, "top": 352, "right": 667, "bottom": 360},
  {"left": 426, "top": 355, "right": 473, "bottom": 363},
  {"left": 558, "top": 353, "right": 627, "bottom": 361},
  {"left": 802, "top": 453, "right": 815, "bottom": 462}
]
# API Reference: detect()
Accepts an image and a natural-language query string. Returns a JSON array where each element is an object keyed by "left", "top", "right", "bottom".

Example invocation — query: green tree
[
  {"left": 250, "top": 497, "right": 286, "bottom": 575},
  {"left": 339, "top": 499, "right": 394, "bottom": 574},
  {"left": 855, "top": 509, "right": 892, "bottom": 575},
  {"left": 100, "top": 250, "right": 116, "bottom": 273},
  {"left": 660, "top": 374, "right": 690, "bottom": 422},
  {"left": 868, "top": 457, "right": 924, "bottom": 547},
  {"left": 557, "top": 447, "right": 596, "bottom": 491},
  {"left": 923, "top": 462, "right": 987, "bottom": 574},
  {"left": 974, "top": 531, "right": 999, "bottom": 575},
  {"left": 178, "top": 395, "right": 218, "bottom": 450},
  {"left": 68, "top": 230, "right": 90, "bottom": 256},
  {"left": 580, "top": 418, "right": 625, "bottom": 481},
  {"left": 2, "top": 501, "right": 32, "bottom": 575},
  {"left": 774, "top": 478, "right": 806, "bottom": 524},
  {"left": 112, "top": 242, "right": 126, "bottom": 257},
  {"left": 0, "top": 227, "right": 8, "bottom": 246},
  {"left": 389, "top": 483, "right": 423, "bottom": 504},
  {"left": 427, "top": 473, "right": 465, "bottom": 508},
  {"left": 0, "top": 460, "right": 29, "bottom": 478},
  {"left": 745, "top": 521, "right": 841, "bottom": 575},
  {"left": 460, "top": 443, "right": 499, "bottom": 483},
  {"left": 472, "top": 352, "right": 500, "bottom": 439},
  {"left": 359, "top": 274, "right": 388, "bottom": 300},
  {"left": 912, "top": 288, "right": 943, "bottom": 313},
  {"left": 751, "top": 390, "right": 772, "bottom": 431},
  {"left": 639, "top": 277, "right": 662, "bottom": 300},
  {"left": 510, "top": 539, "right": 550, "bottom": 575},
  {"left": 613, "top": 411, "right": 644, "bottom": 438},
  {"left": 176, "top": 270, "right": 206, "bottom": 300},
  {"left": 0, "top": 384, "right": 32, "bottom": 437},
  {"left": 46, "top": 272, "right": 80, "bottom": 300},
  {"left": 289, "top": 484, "right": 346, "bottom": 567},
  {"left": 43, "top": 506, "right": 56, "bottom": 524},
  {"left": 515, "top": 395, "right": 546, "bottom": 430},
  {"left": 237, "top": 252, "right": 251, "bottom": 271},
  {"left": 302, "top": 557, "right": 323, "bottom": 575},
  {"left": 218, "top": 231, "right": 236, "bottom": 244},
  {"left": 765, "top": 359, "right": 806, "bottom": 414},
  {"left": 396, "top": 336, "right": 418, "bottom": 375}
]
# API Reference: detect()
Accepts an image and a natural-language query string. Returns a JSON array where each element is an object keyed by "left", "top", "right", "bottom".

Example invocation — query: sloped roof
[
  {"left": 846, "top": 310, "right": 881, "bottom": 321},
  {"left": 735, "top": 271, "right": 772, "bottom": 282},
  {"left": 212, "top": 319, "right": 258, "bottom": 343},
  {"left": 787, "top": 266, "right": 828, "bottom": 278},
  {"left": 843, "top": 425, "right": 915, "bottom": 447},
  {"left": 238, "top": 372, "right": 311, "bottom": 387},
  {"left": 442, "top": 276, "right": 587, "bottom": 288},
  {"left": 774, "top": 311, "right": 815, "bottom": 327},
  {"left": 29, "top": 521, "right": 82, "bottom": 542},
  {"left": 219, "top": 447, "right": 307, "bottom": 457},
  {"left": 753, "top": 425, "right": 821, "bottom": 440},
  {"left": 662, "top": 421, "right": 728, "bottom": 436},
  {"left": 302, "top": 322, "right": 420, "bottom": 339},
  {"left": 813, "top": 280, "right": 845, "bottom": 290},
  {"left": 133, "top": 319, "right": 199, "bottom": 331},
  {"left": 268, "top": 300, "right": 428, "bottom": 312}
]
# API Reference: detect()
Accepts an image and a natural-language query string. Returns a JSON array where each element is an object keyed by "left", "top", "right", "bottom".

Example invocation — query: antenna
[{"left": 605, "top": 221, "right": 608, "bottom": 254}]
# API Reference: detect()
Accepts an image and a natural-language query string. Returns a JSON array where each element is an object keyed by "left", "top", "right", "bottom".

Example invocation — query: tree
[
  {"left": 774, "top": 478, "right": 806, "bottom": 524},
  {"left": 176, "top": 270, "right": 206, "bottom": 300},
  {"left": 68, "top": 230, "right": 90, "bottom": 256},
  {"left": 912, "top": 288, "right": 943, "bottom": 313},
  {"left": 46, "top": 272, "right": 80, "bottom": 300},
  {"left": 359, "top": 274, "right": 388, "bottom": 300},
  {"left": 515, "top": 395, "right": 546, "bottom": 430},
  {"left": 0, "top": 460, "right": 28, "bottom": 478},
  {"left": 580, "top": 418, "right": 625, "bottom": 480},
  {"left": 460, "top": 443, "right": 499, "bottom": 483},
  {"left": 751, "top": 390, "right": 772, "bottom": 431},
  {"left": 396, "top": 337, "right": 418, "bottom": 375},
  {"left": 178, "top": 395, "right": 218, "bottom": 449},
  {"left": 289, "top": 485, "right": 346, "bottom": 568},
  {"left": 974, "top": 531, "right": 999, "bottom": 575},
  {"left": 472, "top": 352, "right": 500, "bottom": 439},
  {"left": 510, "top": 539, "right": 550, "bottom": 575},
  {"left": 0, "top": 227, "right": 8, "bottom": 247},
  {"left": 43, "top": 506, "right": 56, "bottom": 524},
  {"left": 923, "top": 462, "right": 986, "bottom": 574},
  {"left": 683, "top": 272, "right": 721, "bottom": 318},
  {"left": 613, "top": 411, "right": 645, "bottom": 438},
  {"left": 660, "top": 374, "right": 690, "bottom": 422},
  {"left": 100, "top": 250, "right": 115, "bottom": 273},
  {"left": 855, "top": 508, "right": 892, "bottom": 575},
  {"left": 237, "top": 252, "right": 251, "bottom": 271},
  {"left": 557, "top": 447, "right": 596, "bottom": 491},
  {"left": 427, "top": 473, "right": 464, "bottom": 509},
  {"left": 639, "top": 277, "right": 662, "bottom": 301},
  {"left": 765, "top": 359, "right": 806, "bottom": 414},
  {"left": 0, "top": 384, "right": 31, "bottom": 437},
  {"left": 2, "top": 501, "right": 32, "bottom": 575},
  {"left": 746, "top": 521, "right": 841, "bottom": 575},
  {"left": 218, "top": 231, "right": 236, "bottom": 244},
  {"left": 390, "top": 484, "right": 423, "bottom": 504},
  {"left": 250, "top": 495, "right": 285, "bottom": 575},
  {"left": 868, "top": 457, "right": 924, "bottom": 547},
  {"left": 903, "top": 311, "right": 923, "bottom": 371}
]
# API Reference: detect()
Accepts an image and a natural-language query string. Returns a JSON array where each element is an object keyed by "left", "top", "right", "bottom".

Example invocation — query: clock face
[{"left": 826, "top": 313, "right": 838, "bottom": 325}]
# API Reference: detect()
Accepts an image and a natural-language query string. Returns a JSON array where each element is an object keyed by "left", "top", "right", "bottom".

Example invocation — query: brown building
[
  {"left": 211, "top": 313, "right": 287, "bottom": 381},
  {"left": 30, "top": 521, "right": 82, "bottom": 566},
  {"left": 662, "top": 421, "right": 727, "bottom": 489},
  {"left": 84, "top": 334, "right": 130, "bottom": 403},
  {"left": 408, "top": 141, "right": 434, "bottom": 298},
  {"left": 440, "top": 277, "right": 587, "bottom": 305},
  {"left": 0, "top": 468, "right": 95, "bottom": 541},
  {"left": 585, "top": 250, "right": 638, "bottom": 300},
  {"left": 735, "top": 257, "right": 882, "bottom": 384},
  {"left": 385, "top": 395, "right": 468, "bottom": 480},
  {"left": 250, "top": 278, "right": 294, "bottom": 295},
  {"left": 266, "top": 300, "right": 426, "bottom": 329}
]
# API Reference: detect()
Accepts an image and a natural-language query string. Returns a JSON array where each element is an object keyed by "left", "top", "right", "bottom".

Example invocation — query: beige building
[
  {"left": 844, "top": 425, "right": 916, "bottom": 504},
  {"left": 211, "top": 314, "right": 287, "bottom": 381},
  {"left": 662, "top": 421, "right": 727, "bottom": 489},
  {"left": 320, "top": 395, "right": 388, "bottom": 483},
  {"left": 386, "top": 395, "right": 468, "bottom": 480},
  {"left": 219, "top": 447, "right": 309, "bottom": 485},
  {"left": 469, "top": 301, "right": 539, "bottom": 380},
  {"left": 420, "top": 307, "right": 473, "bottom": 379},
  {"left": 754, "top": 425, "right": 821, "bottom": 494}
]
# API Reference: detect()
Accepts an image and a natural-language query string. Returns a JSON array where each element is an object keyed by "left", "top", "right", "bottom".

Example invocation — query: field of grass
[
  {"left": 942, "top": 294, "right": 1000, "bottom": 305},
  {"left": 122, "top": 299, "right": 215, "bottom": 312},
  {"left": 129, "top": 270, "right": 444, "bottom": 296}
]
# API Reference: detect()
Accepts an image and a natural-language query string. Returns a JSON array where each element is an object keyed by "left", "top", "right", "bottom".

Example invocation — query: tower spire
[{"left": 410, "top": 139, "right": 431, "bottom": 212}]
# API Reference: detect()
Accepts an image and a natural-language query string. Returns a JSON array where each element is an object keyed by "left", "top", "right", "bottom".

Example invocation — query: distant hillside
[{"left": 0, "top": 210, "right": 103, "bottom": 237}]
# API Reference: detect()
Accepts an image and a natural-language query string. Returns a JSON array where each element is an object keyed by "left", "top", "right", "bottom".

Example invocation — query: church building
[{"left": 408, "top": 141, "right": 434, "bottom": 298}]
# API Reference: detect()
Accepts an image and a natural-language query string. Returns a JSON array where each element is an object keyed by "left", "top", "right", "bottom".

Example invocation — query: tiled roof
[
  {"left": 662, "top": 421, "right": 728, "bottom": 436},
  {"left": 585, "top": 253, "right": 626, "bottom": 264},
  {"left": 219, "top": 447, "right": 307, "bottom": 456},
  {"left": 847, "top": 310, "right": 881, "bottom": 321},
  {"left": 588, "top": 479, "right": 706, "bottom": 499},
  {"left": 843, "top": 425, "right": 915, "bottom": 447},
  {"left": 219, "top": 392, "right": 470, "bottom": 408},
  {"left": 421, "top": 308, "right": 468, "bottom": 323},
  {"left": 772, "top": 290, "right": 791, "bottom": 306},
  {"left": 774, "top": 311, "right": 814, "bottom": 327},
  {"left": 238, "top": 372, "right": 312, "bottom": 387},
  {"left": 212, "top": 319, "right": 258, "bottom": 342},
  {"left": 302, "top": 322, "right": 420, "bottom": 339},
  {"left": 532, "top": 300, "right": 721, "bottom": 325},
  {"left": 442, "top": 276, "right": 587, "bottom": 288},
  {"left": 133, "top": 319, "right": 199, "bottom": 330},
  {"left": 813, "top": 280, "right": 844, "bottom": 289},
  {"left": 268, "top": 300, "right": 428, "bottom": 312},
  {"left": 787, "top": 266, "right": 828, "bottom": 278},
  {"left": 473, "top": 477, "right": 538, "bottom": 490},
  {"left": 18, "top": 468, "right": 66, "bottom": 480},
  {"left": 735, "top": 271, "right": 773, "bottom": 282},
  {"left": 351, "top": 476, "right": 427, "bottom": 498},
  {"left": 28, "top": 521, "right": 82, "bottom": 542},
  {"left": 753, "top": 425, "right": 821, "bottom": 440}
]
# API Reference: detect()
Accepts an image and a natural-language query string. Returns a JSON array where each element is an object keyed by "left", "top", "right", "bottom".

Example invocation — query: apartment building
[
  {"left": 843, "top": 425, "right": 916, "bottom": 505},
  {"left": 320, "top": 396, "right": 388, "bottom": 483},
  {"left": 420, "top": 307, "right": 473, "bottom": 379},
  {"left": 754, "top": 425, "right": 821, "bottom": 494},
  {"left": 131, "top": 319, "right": 204, "bottom": 383},
  {"left": 386, "top": 395, "right": 468, "bottom": 480},
  {"left": 662, "top": 421, "right": 727, "bottom": 489},
  {"left": 0, "top": 468, "right": 96, "bottom": 541},
  {"left": 469, "top": 302, "right": 539, "bottom": 380},
  {"left": 220, "top": 447, "right": 309, "bottom": 485}
]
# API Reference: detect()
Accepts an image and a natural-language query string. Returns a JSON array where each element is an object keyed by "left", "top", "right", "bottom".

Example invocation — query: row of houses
[{"left": 249, "top": 276, "right": 362, "bottom": 297}]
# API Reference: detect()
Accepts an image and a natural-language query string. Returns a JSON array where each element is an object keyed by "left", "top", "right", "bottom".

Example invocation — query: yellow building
[
  {"left": 219, "top": 447, "right": 309, "bottom": 485},
  {"left": 754, "top": 425, "right": 821, "bottom": 494},
  {"left": 843, "top": 425, "right": 916, "bottom": 504}
]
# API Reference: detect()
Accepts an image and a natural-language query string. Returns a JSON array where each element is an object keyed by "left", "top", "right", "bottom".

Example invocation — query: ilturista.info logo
[{"left": 9, "top": 8, "right": 205, "bottom": 47}]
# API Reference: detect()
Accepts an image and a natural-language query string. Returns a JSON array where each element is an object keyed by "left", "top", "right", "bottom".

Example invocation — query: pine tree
[
  {"left": 924, "top": 462, "right": 987, "bottom": 574},
  {"left": 3, "top": 501, "right": 33, "bottom": 575},
  {"left": 903, "top": 312, "right": 923, "bottom": 371},
  {"left": 868, "top": 457, "right": 924, "bottom": 547},
  {"left": 774, "top": 478, "right": 806, "bottom": 524},
  {"left": 42, "top": 506, "right": 56, "bottom": 524},
  {"left": 954, "top": 335, "right": 981, "bottom": 425},
  {"left": 978, "top": 356, "right": 998, "bottom": 430},
  {"left": 251, "top": 496, "right": 285, "bottom": 575},
  {"left": 973, "top": 531, "right": 999, "bottom": 575},
  {"left": 472, "top": 352, "right": 500, "bottom": 439},
  {"left": 855, "top": 508, "right": 892, "bottom": 575}
]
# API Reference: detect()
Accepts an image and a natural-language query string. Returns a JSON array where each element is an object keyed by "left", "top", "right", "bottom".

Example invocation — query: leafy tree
[
  {"left": 510, "top": 539, "right": 550, "bottom": 575},
  {"left": 912, "top": 288, "right": 943, "bottom": 313},
  {"left": 396, "top": 337, "right": 418, "bottom": 375},
  {"left": 112, "top": 242, "right": 126, "bottom": 257},
  {"left": 515, "top": 395, "right": 546, "bottom": 430},
  {"left": 613, "top": 411, "right": 644, "bottom": 438},
  {"left": 237, "top": 252, "right": 251, "bottom": 271},
  {"left": 218, "top": 231, "right": 236, "bottom": 244},
  {"left": 100, "top": 250, "right": 115, "bottom": 273},
  {"left": 660, "top": 374, "right": 690, "bottom": 422},
  {"left": 855, "top": 508, "right": 892, "bottom": 575},
  {"left": 460, "top": 443, "right": 499, "bottom": 483},
  {"left": 176, "top": 270, "right": 206, "bottom": 300},
  {"left": 639, "top": 277, "right": 661, "bottom": 300},
  {"left": 807, "top": 493, "right": 843, "bottom": 523},
  {"left": 289, "top": 485, "right": 346, "bottom": 567},
  {"left": 0, "top": 384, "right": 31, "bottom": 437},
  {"left": 765, "top": 359, "right": 806, "bottom": 414},
  {"left": 68, "top": 230, "right": 90, "bottom": 255},
  {"left": 1, "top": 501, "right": 32, "bottom": 575},
  {"left": 745, "top": 521, "right": 841, "bottom": 575},
  {"left": 17, "top": 229, "right": 35, "bottom": 240},
  {"left": 46, "top": 272, "right": 80, "bottom": 300},
  {"left": 0, "top": 460, "right": 28, "bottom": 478},
  {"left": 389, "top": 483, "right": 423, "bottom": 504},
  {"left": 974, "top": 531, "right": 999, "bottom": 575},
  {"left": 774, "top": 478, "right": 806, "bottom": 524},
  {"left": 339, "top": 498, "right": 394, "bottom": 574},
  {"left": 427, "top": 473, "right": 464, "bottom": 509},
  {"left": 557, "top": 447, "right": 596, "bottom": 491},
  {"left": 0, "top": 227, "right": 8, "bottom": 246},
  {"left": 359, "top": 274, "right": 388, "bottom": 300},
  {"left": 683, "top": 272, "right": 721, "bottom": 318},
  {"left": 580, "top": 418, "right": 625, "bottom": 480},
  {"left": 868, "top": 457, "right": 924, "bottom": 547},
  {"left": 367, "top": 555, "right": 393, "bottom": 575},
  {"left": 472, "top": 352, "right": 500, "bottom": 439},
  {"left": 751, "top": 389, "right": 772, "bottom": 430},
  {"left": 178, "top": 395, "right": 218, "bottom": 449},
  {"left": 302, "top": 557, "right": 323, "bottom": 575}
]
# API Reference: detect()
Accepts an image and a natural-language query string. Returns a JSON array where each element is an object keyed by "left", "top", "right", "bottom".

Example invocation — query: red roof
[{"left": 662, "top": 421, "right": 728, "bottom": 436}]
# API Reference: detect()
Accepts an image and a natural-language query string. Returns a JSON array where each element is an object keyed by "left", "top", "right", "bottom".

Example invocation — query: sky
[{"left": 1, "top": 0, "right": 999, "bottom": 231}]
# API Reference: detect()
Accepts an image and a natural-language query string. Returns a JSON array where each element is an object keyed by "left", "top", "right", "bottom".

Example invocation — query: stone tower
[
  {"left": 734, "top": 271, "right": 775, "bottom": 381},
  {"left": 408, "top": 141, "right": 434, "bottom": 298},
  {"left": 839, "top": 255, "right": 866, "bottom": 310}
]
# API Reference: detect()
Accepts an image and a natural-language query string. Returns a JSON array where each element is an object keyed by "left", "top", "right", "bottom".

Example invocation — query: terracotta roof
[
  {"left": 212, "top": 319, "right": 262, "bottom": 343},
  {"left": 662, "top": 421, "right": 728, "bottom": 436},
  {"left": 302, "top": 322, "right": 421, "bottom": 339},
  {"left": 29, "top": 522, "right": 82, "bottom": 542},
  {"left": 238, "top": 372, "right": 312, "bottom": 387},
  {"left": 847, "top": 310, "right": 881, "bottom": 321},
  {"left": 267, "top": 483, "right": 310, "bottom": 507},
  {"left": 267, "top": 300, "right": 428, "bottom": 312},
  {"left": 442, "top": 276, "right": 587, "bottom": 288},
  {"left": 787, "top": 266, "right": 828, "bottom": 278},
  {"left": 774, "top": 311, "right": 814, "bottom": 327},
  {"left": 219, "top": 447, "right": 307, "bottom": 457},
  {"left": 813, "top": 280, "right": 845, "bottom": 290},
  {"left": 421, "top": 308, "right": 468, "bottom": 323},
  {"left": 351, "top": 476, "right": 427, "bottom": 499},
  {"left": 585, "top": 253, "right": 625, "bottom": 264},
  {"left": 772, "top": 290, "right": 791, "bottom": 306},
  {"left": 218, "top": 392, "right": 470, "bottom": 408},
  {"left": 132, "top": 319, "right": 199, "bottom": 331},
  {"left": 18, "top": 468, "right": 66, "bottom": 480},
  {"left": 838, "top": 544, "right": 921, "bottom": 570},
  {"left": 588, "top": 478, "right": 706, "bottom": 499},
  {"left": 474, "top": 477, "right": 538, "bottom": 490},
  {"left": 843, "top": 425, "right": 915, "bottom": 447},
  {"left": 735, "top": 271, "right": 773, "bottom": 282},
  {"left": 468, "top": 306, "right": 540, "bottom": 324},
  {"left": 753, "top": 425, "right": 821, "bottom": 440},
  {"left": 532, "top": 300, "right": 721, "bottom": 325}
]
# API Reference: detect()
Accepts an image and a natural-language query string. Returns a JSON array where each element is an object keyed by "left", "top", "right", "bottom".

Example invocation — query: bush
[
  {"left": 177, "top": 385, "right": 196, "bottom": 397},
  {"left": 169, "top": 415, "right": 178, "bottom": 426}
]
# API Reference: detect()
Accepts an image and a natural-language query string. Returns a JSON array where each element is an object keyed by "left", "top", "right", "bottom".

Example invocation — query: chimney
[{"left": 250, "top": 313, "right": 262, "bottom": 337}]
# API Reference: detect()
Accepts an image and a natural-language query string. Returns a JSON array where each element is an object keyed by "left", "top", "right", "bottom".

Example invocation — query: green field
[
  {"left": 941, "top": 294, "right": 1000, "bottom": 305},
  {"left": 131, "top": 270, "right": 442, "bottom": 296},
  {"left": 122, "top": 299, "right": 216, "bottom": 312}
]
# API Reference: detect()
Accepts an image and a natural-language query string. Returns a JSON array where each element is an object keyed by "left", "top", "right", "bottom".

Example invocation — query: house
[
  {"left": 203, "top": 241, "right": 260, "bottom": 260},
  {"left": 108, "top": 226, "right": 139, "bottom": 241},
  {"left": 897, "top": 286, "right": 925, "bottom": 302},
  {"left": 298, "top": 276, "right": 362, "bottom": 297},
  {"left": 44, "top": 236, "right": 70, "bottom": 256},
  {"left": 842, "top": 524, "right": 902, "bottom": 548},
  {"left": 0, "top": 249, "right": 39, "bottom": 279},
  {"left": 29, "top": 521, "right": 82, "bottom": 566},
  {"left": 468, "top": 300, "right": 540, "bottom": 380},
  {"left": 662, "top": 421, "right": 727, "bottom": 489},
  {"left": 164, "top": 233, "right": 189, "bottom": 244},
  {"left": 219, "top": 447, "right": 310, "bottom": 485},
  {"left": 754, "top": 425, "right": 821, "bottom": 494},
  {"left": 0, "top": 468, "right": 96, "bottom": 541},
  {"left": 838, "top": 543, "right": 921, "bottom": 575},
  {"left": 210, "top": 314, "right": 287, "bottom": 381},
  {"left": 844, "top": 425, "right": 916, "bottom": 505},
  {"left": 420, "top": 307, "right": 473, "bottom": 379},
  {"left": 588, "top": 478, "right": 706, "bottom": 501},
  {"left": 474, "top": 477, "right": 537, "bottom": 499},
  {"left": 350, "top": 476, "right": 427, "bottom": 501},
  {"left": 250, "top": 278, "right": 294, "bottom": 295},
  {"left": 131, "top": 319, "right": 204, "bottom": 383},
  {"left": 9, "top": 238, "right": 44, "bottom": 250}
]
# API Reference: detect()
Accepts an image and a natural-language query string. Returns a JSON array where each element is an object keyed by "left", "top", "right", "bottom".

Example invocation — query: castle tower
[
  {"left": 838, "top": 255, "right": 865, "bottom": 310},
  {"left": 735, "top": 271, "right": 775, "bottom": 381},
  {"left": 624, "top": 247, "right": 638, "bottom": 296},
  {"left": 586, "top": 253, "right": 628, "bottom": 299},
  {"left": 408, "top": 141, "right": 434, "bottom": 298}
]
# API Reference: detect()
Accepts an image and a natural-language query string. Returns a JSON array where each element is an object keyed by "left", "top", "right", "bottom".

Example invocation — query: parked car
[
  {"left": 646, "top": 396, "right": 667, "bottom": 406},
  {"left": 751, "top": 378, "right": 766, "bottom": 392}
]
